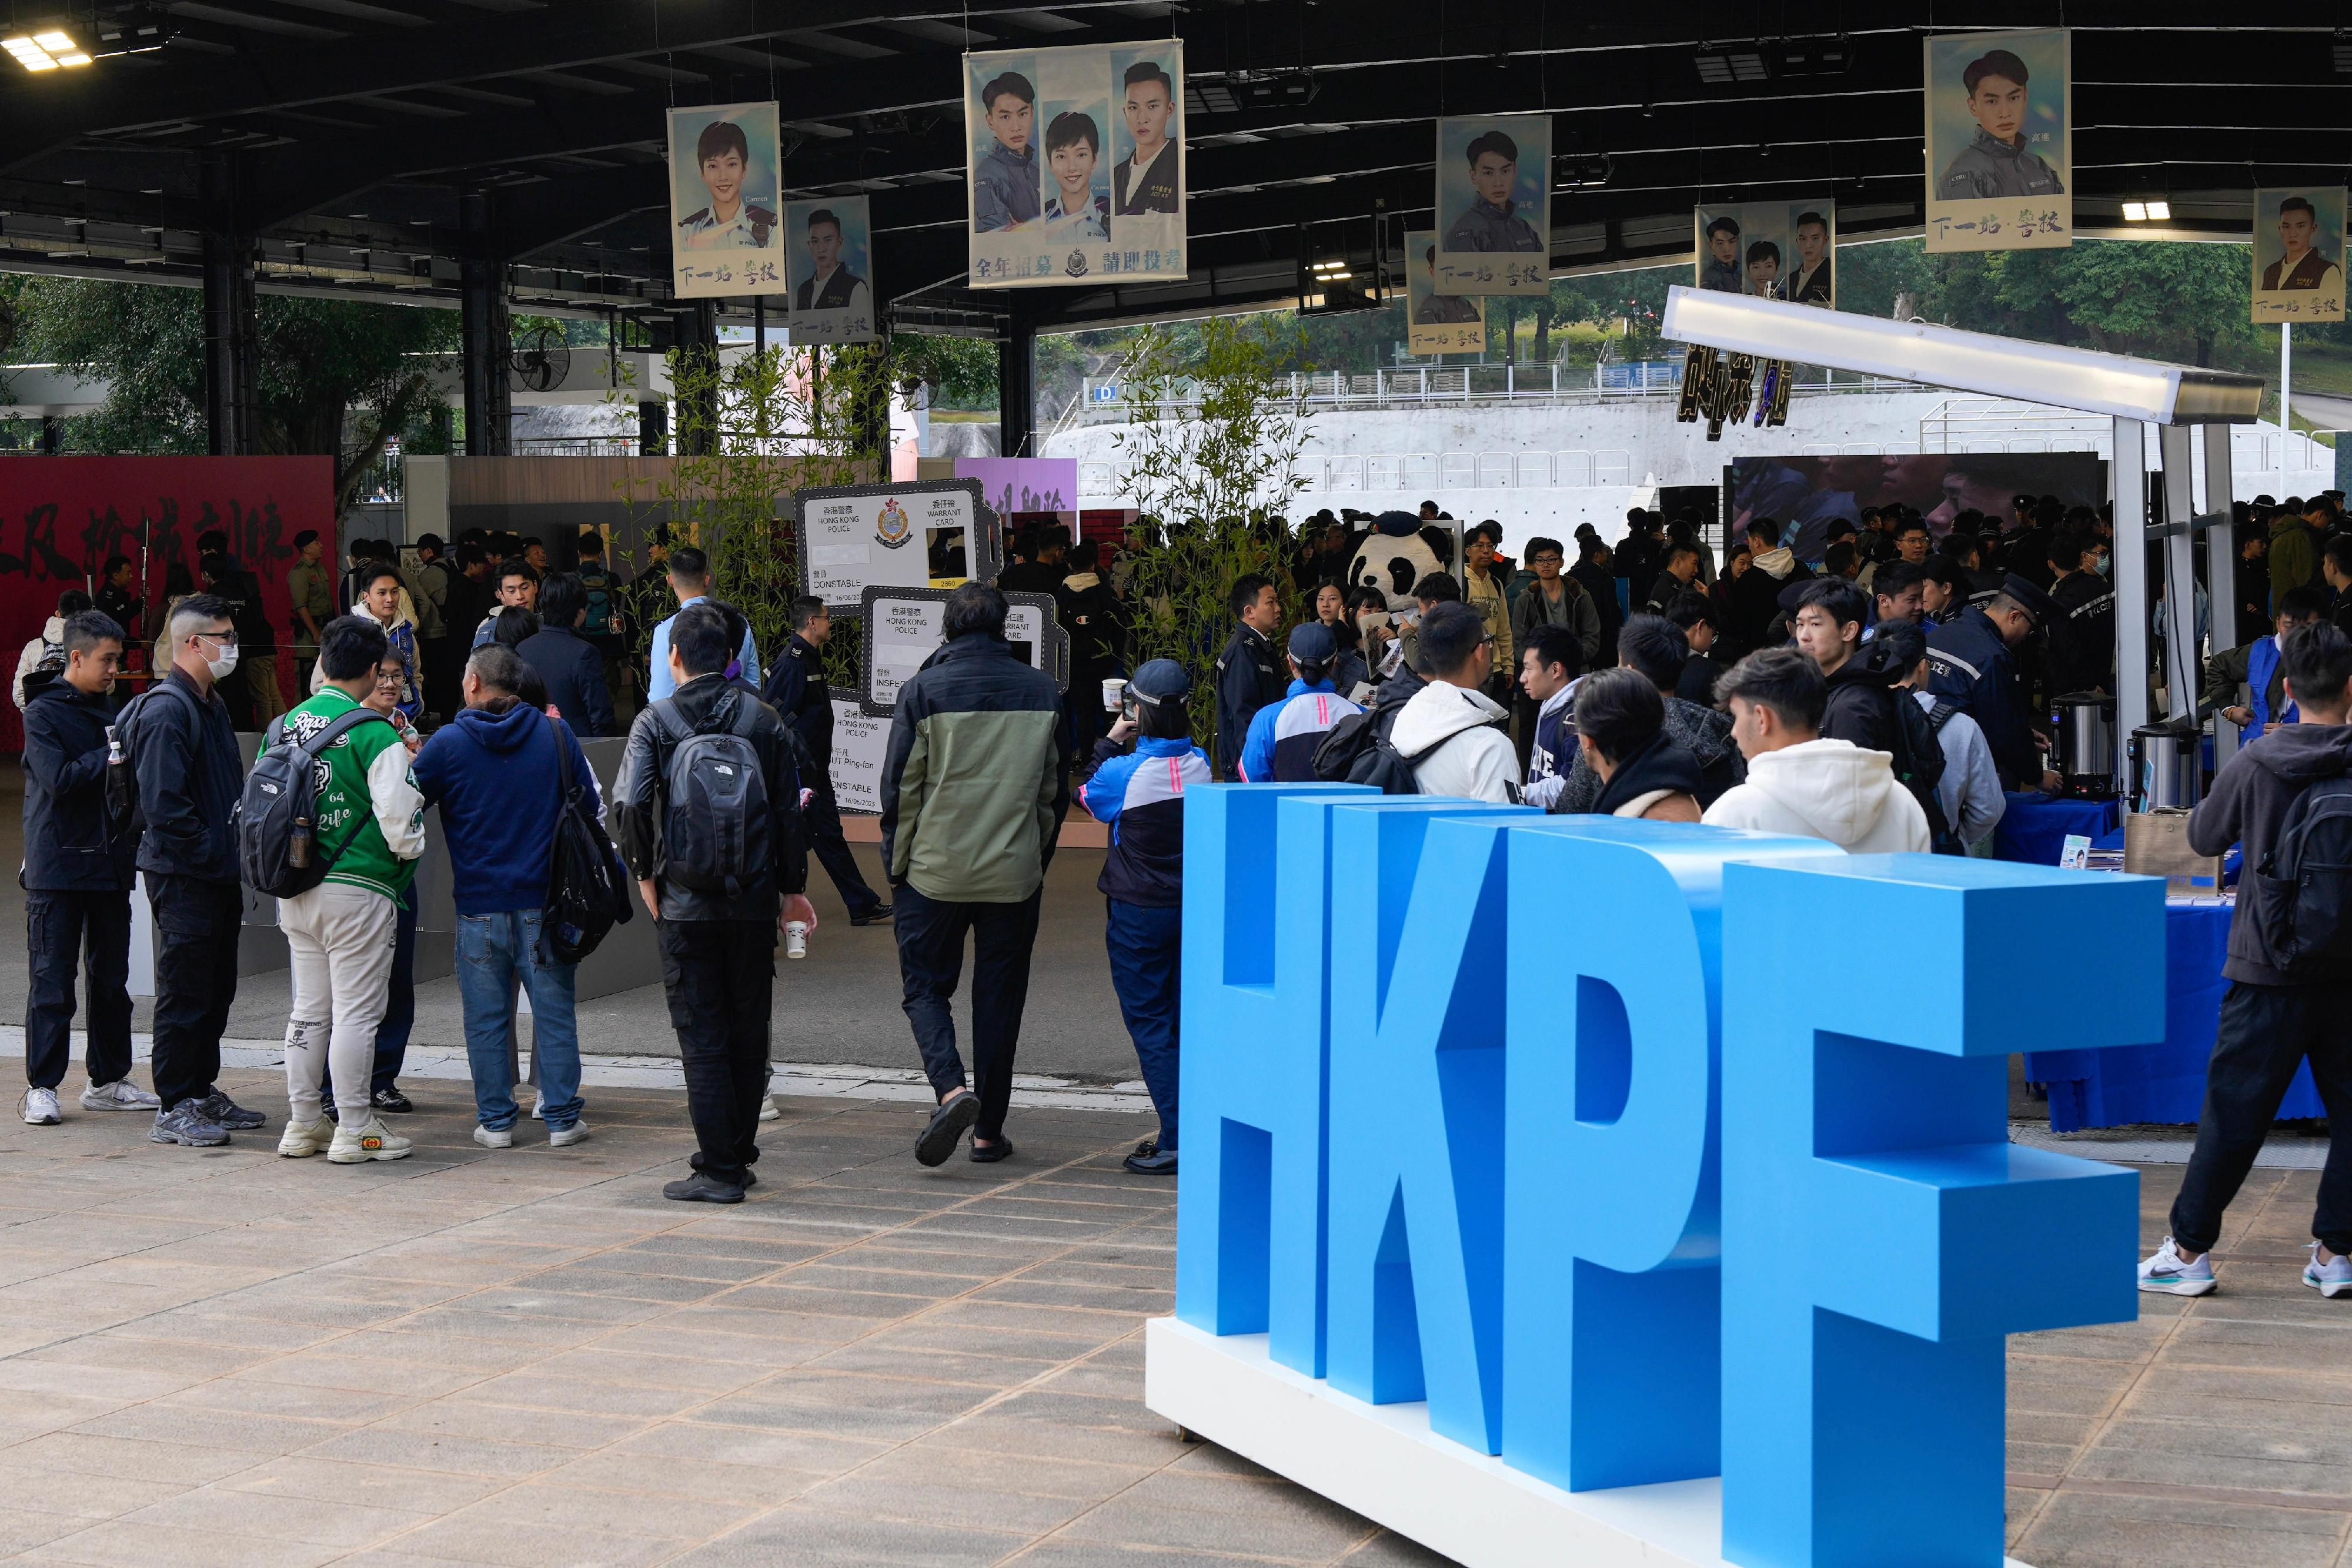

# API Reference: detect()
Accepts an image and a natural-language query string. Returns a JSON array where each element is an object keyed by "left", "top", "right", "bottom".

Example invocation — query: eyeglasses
[
  {"left": 193, "top": 630, "right": 238, "bottom": 647},
  {"left": 373, "top": 670, "right": 405, "bottom": 687},
  {"left": 1530, "top": 554, "right": 1563, "bottom": 566}
]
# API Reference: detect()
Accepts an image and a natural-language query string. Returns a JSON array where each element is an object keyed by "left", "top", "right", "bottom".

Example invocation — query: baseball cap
[
  {"left": 1287, "top": 623, "right": 1337, "bottom": 663},
  {"left": 1128, "top": 658, "right": 1188, "bottom": 706}
]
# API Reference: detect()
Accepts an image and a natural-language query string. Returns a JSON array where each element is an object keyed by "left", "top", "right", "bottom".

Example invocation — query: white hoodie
[
  {"left": 1392, "top": 679, "right": 1519, "bottom": 803},
  {"left": 12, "top": 616, "right": 65, "bottom": 711},
  {"left": 1700, "top": 737, "right": 1929, "bottom": 852}
]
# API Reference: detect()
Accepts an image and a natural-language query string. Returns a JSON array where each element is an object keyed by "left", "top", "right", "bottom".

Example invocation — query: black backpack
[
  {"left": 105, "top": 680, "right": 198, "bottom": 843},
  {"left": 238, "top": 707, "right": 396, "bottom": 899},
  {"left": 650, "top": 688, "right": 772, "bottom": 896},
  {"left": 540, "top": 714, "right": 633, "bottom": 964},
  {"left": 2246, "top": 773, "right": 2352, "bottom": 980},
  {"left": 1887, "top": 690, "right": 1955, "bottom": 851},
  {"left": 1310, "top": 692, "right": 1421, "bottom": 795}
]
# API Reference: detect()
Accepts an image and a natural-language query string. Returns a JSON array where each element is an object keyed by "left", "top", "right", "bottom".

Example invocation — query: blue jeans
[
  {"left": 455, "top": 910, "right": 583, "bottom": 1131},
  {"left": 1104, "top": 898, "right": 1180, "bottom": 1151}
]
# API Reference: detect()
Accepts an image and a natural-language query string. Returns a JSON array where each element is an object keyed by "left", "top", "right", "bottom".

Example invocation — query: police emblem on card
[{"left": 875, "top": 497, "right": 914, "bottom": 549}]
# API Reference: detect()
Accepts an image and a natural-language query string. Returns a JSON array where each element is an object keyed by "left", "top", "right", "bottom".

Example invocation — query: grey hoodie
[{"left": 2191, "top": 721, "right": 2352, "bottom": 985}]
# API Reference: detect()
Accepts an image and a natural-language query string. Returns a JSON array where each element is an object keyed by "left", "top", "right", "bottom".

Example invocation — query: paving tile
[
  {"left": 2013, "top": 1487, "right": 2347, "bottom": 1568},
  {"left": 218, "top": 1456, "right": 510, "bottom": 1514},
  {"left": 389, "top": 1515, "right": 679, "bottom": 1568},
  {"left": 671, "top": 1507, "right": 1027, "bottom": 1568},
  {"left": 113, "top": 1486, "right": 430, "bottom": 1549},
  {"left": 22, "top": 1519, "right": 346, "bottom": 1568}
]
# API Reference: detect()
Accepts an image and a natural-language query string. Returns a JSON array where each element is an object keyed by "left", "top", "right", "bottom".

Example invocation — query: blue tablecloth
[
  {"left": 1994, "top": 793, "right": 2120, "bottom": 865},
  {"left": 2024, "top": 901, "right": 2327, "bottom": 1131}
]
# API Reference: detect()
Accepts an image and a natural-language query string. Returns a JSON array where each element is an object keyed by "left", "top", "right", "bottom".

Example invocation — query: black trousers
[
  {"left": 804, "top": 779, "right": 883, "bottom": 919},
  {"left": 659, "top": 918, "right": 775, "bottom": 1186},
  {"left": 24, "top": 889, "right": 133, "bottom": 1092},
  {"left": 146, "top": 872, "right": 243, "bottom": 1112},
  {"left": 894, "top": 882, "right": 1043, "bottom": 1141},
  {"left": 2170, "top": 980, "right": 2352, "bottom": 1256}
]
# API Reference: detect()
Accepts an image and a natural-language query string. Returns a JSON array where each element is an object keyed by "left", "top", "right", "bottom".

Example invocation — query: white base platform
[{"left": 1143, "top": 1316, "right": 2033, "bottom": 1568}]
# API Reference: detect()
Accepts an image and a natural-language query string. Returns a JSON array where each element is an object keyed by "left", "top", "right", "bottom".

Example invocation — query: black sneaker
[
  {"left": 850, "top": 904, "right": 894, "bottom": 927},
  {"left": 970, "top": 1136, "right": 1015, "bottom": 1165},
  {"left": 916, "top": 1093, "right": 981, "bottom": 1167},
  {"left": 371, "top": 1088, "right": 413, "bottom": 1114},
  {"left": 193, "top": 1091, "right": 265, "bottom": 1131},
  {"left": 663, "top": 1173, "right": 746, "bottom": 1205},
  {"left": 150, "top": 1102, "right": 230, "bottom": 1147}
]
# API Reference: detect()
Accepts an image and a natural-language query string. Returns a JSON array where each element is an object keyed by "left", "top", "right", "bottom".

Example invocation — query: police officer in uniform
[
  {"left": 677, "top": 120, "right": 777, "bottom": 250},
  {"left": 1414, "top": 245, "right": 1480, "bottom": 324},
  {"left": 761, "top": 596, "right": 891, "bottom": 927},
  {"left": 1936, "top": 48, "right": 2066, "bottom": 201},
  {"left": 1213, "top": 574, "right": 1287, "bottom": 781},
  {"left": 1443, "top": 130, "right": 1543, "bottom": 253},
  {"left": 2044, "top": 529, "right": 2114, "bottom": 697},
  {"left": 1926, "top": 573, "right": 2060, "bottom": 792},
  {"left": 793, "top": 208, "right": 870, "bottom": 317}
]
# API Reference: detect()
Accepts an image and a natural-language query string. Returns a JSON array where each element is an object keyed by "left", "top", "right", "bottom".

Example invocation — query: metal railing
[{"left": 1076, "top": 446, "right": 1639, "bottom": 502}]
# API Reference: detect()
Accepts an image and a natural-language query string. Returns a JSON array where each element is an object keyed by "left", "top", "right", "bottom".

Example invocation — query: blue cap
[
  {"left": 1130, "top": 658, "right": 1188, "bottom": 705},
  {"left": 1288, "top": 623, "right": 1337, "bottom": 663}
]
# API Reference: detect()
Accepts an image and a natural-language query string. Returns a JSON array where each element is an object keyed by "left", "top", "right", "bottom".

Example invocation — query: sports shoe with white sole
[
  {"left": 759, "top": 1095, "right": 782, "bottom": 1122},
  {"left": 2304, "top": 1242, "right": 2352, "bottom": 1299},
  {"left": 549, "top": 1121, "right": 590, "bottom": 1148},
  {"left": 2137, "top": 1236, "right": 2216, "bottom": 1296},
  {"left": 472, "top": 1124, "right": 512, "bottom": 1150},
  {"left": 79, "top": 1079, "right": 159, "bottom": 1112},
  {"left": 530, "top": 1092, "right": 545, "bottom": 1121},
  {"left": 276, "top": 1119, "right": 333, "bottom": 1158},
  {"left": 328, "top": 1117, "right": 412, "bottom": 1164},
  {"left": 20, "top": 1088, "right": 60, "bottom": 1126}
]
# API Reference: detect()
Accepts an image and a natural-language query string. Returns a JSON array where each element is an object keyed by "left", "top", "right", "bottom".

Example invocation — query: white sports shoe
[
  {"left": 472, "top": 1124, "right": 512, "bottom": 1150},
  {"left": 276, "top": 1119, "right": 333, "bottom": 1158},
  {"left": 21, "top": 1088, "right": 61, "bottom": 1126},
  {"left": 2137, "top": 1236, "right": 2217, "bottom": 1296},
  {"left": 328, "top": 1117, "right": 412, "bottom": 1164},
  {"left": 79, "top": 1079, "right": 159, "bottom": 1111},
  {"left": 759, "top": 1095, "right": 781, "bottom": 1122},
  {"left": 549, "top": 1121, "right": 590, "bottom": 1148},
  {"left": 2304, "top": 1242, "right": 2352, "bottom": 1299}
]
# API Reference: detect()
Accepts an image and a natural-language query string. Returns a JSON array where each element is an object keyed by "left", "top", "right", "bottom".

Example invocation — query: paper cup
[{"left": 1102, "top": 677, "right": 1127, "bottom": 712}]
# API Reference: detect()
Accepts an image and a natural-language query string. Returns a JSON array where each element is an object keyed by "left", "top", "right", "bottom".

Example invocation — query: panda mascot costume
[{"left": 1345, "top": 510, "right": 1459, "bottom": 609}]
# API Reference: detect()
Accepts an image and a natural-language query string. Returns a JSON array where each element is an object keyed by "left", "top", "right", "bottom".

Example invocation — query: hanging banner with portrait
[
  {"left": 964, "top": 41, "right": 1187, "bottom": 289},
  {"left": 1431, "top": 114, "right": 1552, "bottom": 296},
  {"left": 783, "top": 195, "right": 878, "bottom": 343},
  {"left": 667, "top": 101, "right": 788, "bottom": 299},
  {"left": 1923, "top": 28, "right": 2071, "bottom": 253},
  {"left": 2251, "top": 188, "right": 2347, "bottom": 325},
  {"left": 1404, "top": 229, "right": 1484, "bottom": 355},
  {"left": 1691, "top": 202, "right": 1837, "bottom": 308}
]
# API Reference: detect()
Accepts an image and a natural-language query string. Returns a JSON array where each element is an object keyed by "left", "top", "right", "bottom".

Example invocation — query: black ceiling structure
[{"left": 0, "top": 2, "right": 2344, "bottom": 452}]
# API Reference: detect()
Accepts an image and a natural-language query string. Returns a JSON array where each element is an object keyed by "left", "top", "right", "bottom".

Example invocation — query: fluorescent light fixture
[
  {"left": 5, "top": 29, "right": 91, "bottom": 69},
  {"left": 2146, "top": 199, "right": 2170, "bottom": 221},
  {"left": 32, "top": 31, "right": 73, "bottom": 50},
  {"left": 1659, "top": 284, "right": 2263, "bottom": 425},
  {"left": 2122, "top": 201, "right": 2147, "bottom": 222}
]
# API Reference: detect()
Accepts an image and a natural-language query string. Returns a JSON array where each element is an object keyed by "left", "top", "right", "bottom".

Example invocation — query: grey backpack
[{"left": 649, "top": 690, "right": 770, "bottom": 897}]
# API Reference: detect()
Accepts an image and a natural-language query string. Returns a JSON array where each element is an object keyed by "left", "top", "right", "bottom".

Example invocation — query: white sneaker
[
  {"left": 2137, "top": 1236, "right": 2217, "bottom": 1296},
  {"left": 79, "top": 1079, "right": 159, "bottom": 1112},
  {"left": 2304, "top": 1243, "right": 2352, "bottom": 1299},
  {"left": 759, "top": 1095, "right": 782, "bottom": 1122},
  {"left": 530, "top": 1092, "right": 545, "bottom": 1121},
  {"left": 472, "top": 1124, "right": 512, "bottom": 1150},
  {"left": 328, "top": 1117, "right": 413, "bottom": 1164},
  {"left": 20, "top": 1088, "right": 60, "bottom": 1126},
  {"left": 549, "top": 1121, "right": 590, "bottom": 1148},
  {"left": 276, "top": 1119, "right": 333, "bottom": 1158}
]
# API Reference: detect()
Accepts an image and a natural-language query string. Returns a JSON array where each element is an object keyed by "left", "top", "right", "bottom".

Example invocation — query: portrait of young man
[
  {"left": 1444, "top": 128, "right": 1542, "bottom": 254},
  {"left": 1699, "top": 213, "right": 1743, "bottom": 292},
  {"left": 974, "top": 69, "right": 1041, "bottom": 233},
  {"left": 1936, "top": 45, "right": 2066, "bottom": 200},
  {"left": 2261, "top": 195, "right": 2341, "bottom": 293},
  {"left": 1785, "top": 208, "right": 1835, "bottom": 305},
  {"left": 793, "top": 206, "right": 870, "bottom": 317},
  {"left": 1110, "top": 59, "right": 1179, "bottom": 216}
]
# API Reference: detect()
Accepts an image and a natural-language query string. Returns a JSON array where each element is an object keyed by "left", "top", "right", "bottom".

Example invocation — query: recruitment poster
[
  {"left": 858, "top": 586, "right": 1068, "bottom": 714},
  {"left": 1923, "top": 28, "right": 2071, "bottom": 253},
  {"left": 828, "top": 699, "right": 890, "bottom": 813},
  {"left": 784, "top": 195, "right": 877, "bottom": 343},
  {"left": 1431, "top": 113, "right": 1551, "bottom": 296},
  {"left": 794, "top": 479, "right": 1001, "bottom": 613},
  {"left": 965, "top": 41, "right": 1187, "bottom": 288},
  {"left": 667, "top": 101, "right": 787, "bottom": 298},
  {"left": 1692, "top": 202, "right": 1836, "bottom": 307},
  {"left": 2251, "top": 188, "right": 2347, "bottom": 325},
  {"left": 1405, "top": 228, "right": 1484, "bottom": 354}
]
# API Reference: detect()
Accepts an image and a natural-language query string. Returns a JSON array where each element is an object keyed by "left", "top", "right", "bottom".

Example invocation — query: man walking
[
  {"left": 413, "top": 643, "right": 598, "bottom": 1151},
  {"left": 615, "top": 604, "right": 813, "bottom": 1202},
  {"left": 763, "top": 596, "right": 890, "bottom": 925},
  {"left": 20, "top": 610, "right": 155, "bottom": 1125},
  {"left": 125, "top": 596, "right": 266, "bottom": 1147},
  {"left": 882, "top": 584, "right": 1067, "bottom": 1167},
  {"left": 269, "top": 617, "right": 427, "bottom": 1165},
  {"left": 646, "top": 546, "right": 758, "bottom": 700}
]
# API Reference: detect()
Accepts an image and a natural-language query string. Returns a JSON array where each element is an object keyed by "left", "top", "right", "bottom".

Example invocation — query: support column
[
  {"left": 2111, "top": 419, "right": 2151, "bottom": 794},
  {"left": 459, "top": 193, "right": 512, "bottom": 457},
  {"left": 675, "top": 302, "right": 720, "bottom": 456},
  {"left": 998, "top": 315, "right": 1035, "bottom": 459},
  {"left": 2157, "top": 426, "right": 2200, "bottom": 754},
  {"left": 2202, "top": 423, "right": 2240, "bottom": 771},
  {"left": 198, "top": 153, "right": 258, "bottom": 457}
]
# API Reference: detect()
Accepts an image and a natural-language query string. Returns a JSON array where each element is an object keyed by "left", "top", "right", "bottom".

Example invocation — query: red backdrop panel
[{"left": 0, "top": 456, "right": 336, "bottom": 750}]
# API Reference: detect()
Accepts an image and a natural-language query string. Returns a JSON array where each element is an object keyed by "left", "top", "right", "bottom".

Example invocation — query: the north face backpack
[
  {"left": 2246, "top": 773, "right": 2352, "bottom": 981},
  {"left": 1310, "top": 694, "right": 1421, "bottom": 795},
  {"left": 650, "top": 688, "right": 771, "bottom": 896},
  {"left": 540, "top": 714, "right": 633, "bottom": 964},
  {"left": 579, "top": 562, "right": 619, "bottom": 638},
  {"left": 237, "top": 706, "right": 395, "bottom": 899}
]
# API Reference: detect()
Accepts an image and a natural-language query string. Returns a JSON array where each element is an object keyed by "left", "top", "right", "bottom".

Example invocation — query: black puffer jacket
[{"left": 125, "top": 667, "right": 242, "bottom": 884}]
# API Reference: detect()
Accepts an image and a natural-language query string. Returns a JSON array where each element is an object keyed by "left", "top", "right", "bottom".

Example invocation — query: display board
[
  {"left": 783, "top": 195, "right": 877, "bottom": 343},
  {"left": 1431, "top": 114, "right": 1551, "bottom": 296},
  {"left": 1924, "top": 27, "right": 2071, "bottom": 253},
  {"left": 2251, "top": 187, "right": 2346, "bottom": 325},
  {"left": 667, "top": 101, "right": 787, "bottom": 298},
  {"left": 1404, "top": 228, "right": 1484, "bottom": 355},
  {"left": 965, "top": 41, "right": 1187, "bottom": 287},
  {"left": 955, "top": 456, "right": 1078, "bottom": 516},
  {"left": 827, "top": 698, "right": 891, "bottom": 815},
  {"left": 857, "top": 586, "right": 1070, "bottom": 716},
  {"left": 793, "top": 479, "right": 1002, "bottom": 613},
  {"left": 1725, "top": 452, "right": 2104, "bottom": 563},
  {"left": 1692, "top": 202, "right": 1836, "bottom": 307}
]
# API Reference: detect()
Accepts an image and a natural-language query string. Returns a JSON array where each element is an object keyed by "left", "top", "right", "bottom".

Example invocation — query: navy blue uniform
[
  {"left": 1212, "top": 624, "right": 1285, "bottom": 781},
  {"left": 1927, "top": 606, "right": 2038, "bottom": 789}
]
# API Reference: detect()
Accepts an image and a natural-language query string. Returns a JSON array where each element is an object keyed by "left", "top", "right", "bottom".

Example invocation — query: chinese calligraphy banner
[
  {"left": 669, "top": 101, "right": 789, "bottom": 299},
  {"left": 1404, "top": 229, "right": 1484, "bottom": 355},
  {"left": 965, "top": 41, "right": 1187, "bottom": 289},
  {"left": 784, "top": 195, "right": 878, "bottom": 343},
  {"left": 1924, "top": 28, "right": 2071, "bottom": 254},
  {"left": 1692, "top": 202, "right": 1837, "bottom": 309},
  {"left": 1432, "top": 115, "right": 1552, "bottom": 296},
  {"left": 2252, "top": 188, "right": 2346, "bottom": 325}
]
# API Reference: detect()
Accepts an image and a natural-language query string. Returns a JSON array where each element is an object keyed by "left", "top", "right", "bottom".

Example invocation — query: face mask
[
  {"left": 2093, "top": 553, "right": 2111, "bottom": 576},
  {"left": 205, "top": 643, "right": 239, "bottom": 680}
]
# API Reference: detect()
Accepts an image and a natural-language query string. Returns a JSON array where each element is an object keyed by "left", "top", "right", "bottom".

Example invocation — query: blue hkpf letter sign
[{"left": 1178, "top": 786, "right": 2160, "bottom": 1568}]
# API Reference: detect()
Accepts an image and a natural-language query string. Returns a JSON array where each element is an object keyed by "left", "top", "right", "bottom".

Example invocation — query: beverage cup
[
  {"left": 785, "top": 921, "right": 809, "bottom": 959},
  {"left": 1101, "top": 677, "right": 1127, "bottom": 713}
]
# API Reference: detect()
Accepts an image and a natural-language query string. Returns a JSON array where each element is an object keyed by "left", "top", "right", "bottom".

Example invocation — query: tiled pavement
[{"left": 0, "top": 1071, "right": 2341, "bottom": 1567}]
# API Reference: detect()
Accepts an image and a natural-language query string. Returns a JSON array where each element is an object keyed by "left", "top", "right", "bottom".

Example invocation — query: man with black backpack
[
  {"left": 2140, "top": 621, "right": 2352, "bottom": 1301},
  {"left": 613, "top": 601, "right": 813, "bottom": 1204},
  {"left": 264, "top": 617, "right": 427, "bottom": 1166}
]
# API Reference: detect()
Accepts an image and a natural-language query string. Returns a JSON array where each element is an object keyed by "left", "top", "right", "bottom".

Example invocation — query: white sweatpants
[{"left": 279, "top": 882, "right": 398, "bottom": 1126}]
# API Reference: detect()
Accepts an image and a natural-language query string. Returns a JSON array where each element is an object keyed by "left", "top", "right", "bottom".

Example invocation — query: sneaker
[
  {"left": 149, "top": 1102, "right": 230, "bottom": 1147},
  {"left": 549, "top": 1121, "right": 590, "bottom": 1148},
  {"left": 530, "top": 1092, "right": 545, "bottom": 1121},
  {"left": 79, "top": 1079, "right": 159, "bottom": 1112},
  {"left": 916, "top": 1092, "right": 981, "bottom": 1168},
  {"left": 328, "top": 1117, "right": 412, "bottom": 1164},
  {"left": 472, "top": 1124, "right": 512, "bottom": 1150},
  {"left": 663, "top": 1172, "right": 745, "bottom": 1205},
  {"left": 276, "top": 1119, "right": 333, "bottom": 1159},
  {"left": 1124, "top": 1139, "right": 1178, "bottom": 1176},
  {"left": 370, "top": 1087, "right": 413, "bottom": 1114},
  {"left": 2305, "top": 1243, "right": 2352, "bottom": 1299},
  {"left": 193, "top": 1091, "right": 265, "bottom": 1131},
  {"left": 20, "top": 1088, "right": 61, "bottom": 1126},
  {"left": 759, "top": 1095, "right": 782, "bottom": 1123},
  {"left": 2137, "top": 1236, "right": 2217, "bottom": 1296}
]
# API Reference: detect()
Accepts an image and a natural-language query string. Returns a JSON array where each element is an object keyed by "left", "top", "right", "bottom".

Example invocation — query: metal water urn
[
  {"left": 2050, "top": 696, "right": 2116, "bottom": 798},
  {"left": 2129, "top": 724, "right": 2199, "bottom": 812}
]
